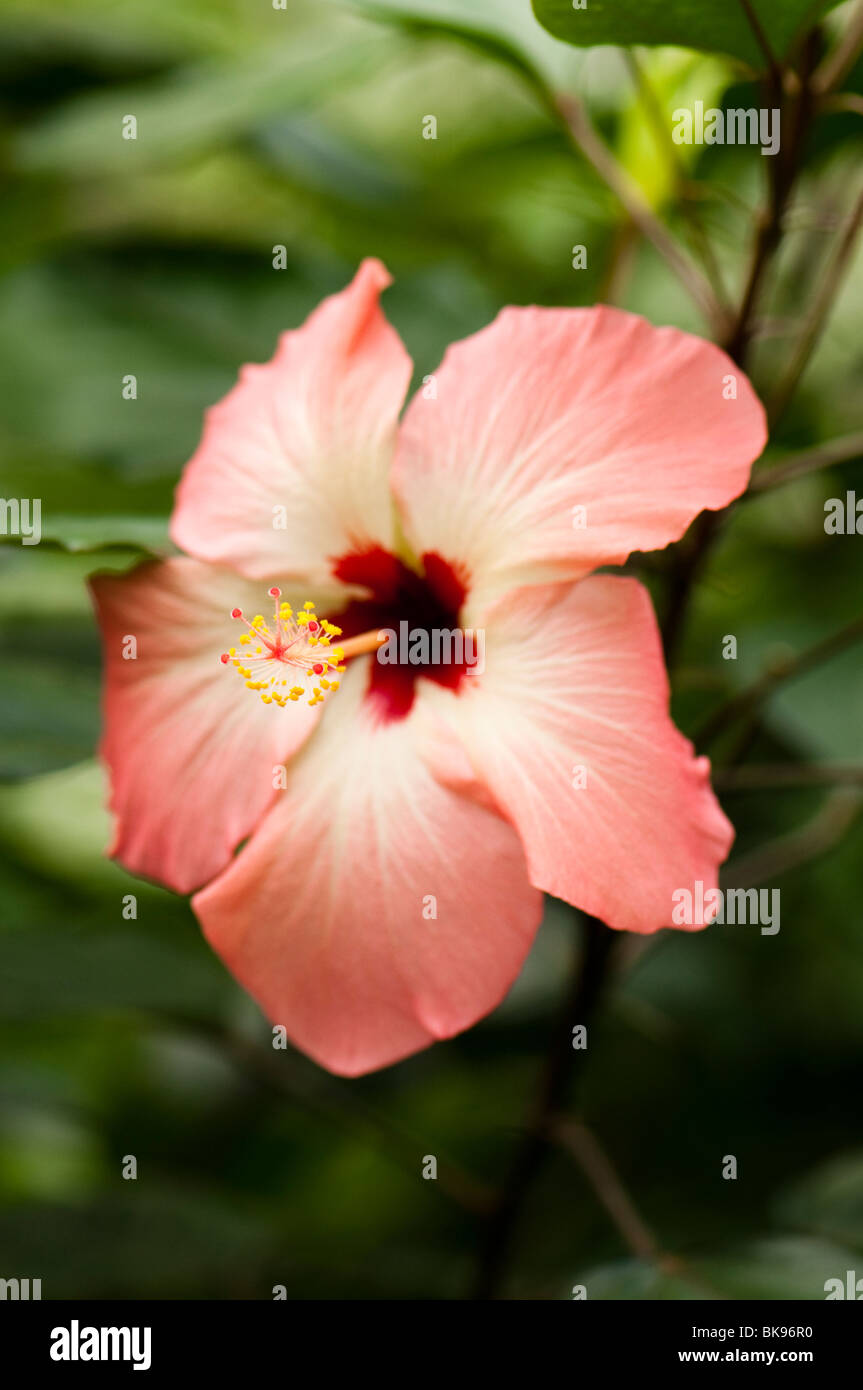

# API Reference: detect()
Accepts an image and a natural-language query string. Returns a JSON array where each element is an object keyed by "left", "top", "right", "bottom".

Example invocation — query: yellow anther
[{"left": 224, "top": 587, "right": 354, "bottom": 712}]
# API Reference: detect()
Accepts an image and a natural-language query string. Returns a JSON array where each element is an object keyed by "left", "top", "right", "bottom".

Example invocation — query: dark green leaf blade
[{"left": 532, "top": 0, "right": 843, "bottom": 69}]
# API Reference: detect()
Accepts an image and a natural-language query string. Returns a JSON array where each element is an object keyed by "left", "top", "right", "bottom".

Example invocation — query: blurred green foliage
[{"left": 0, "top": 0, "right": 862, "bottom": 1299}]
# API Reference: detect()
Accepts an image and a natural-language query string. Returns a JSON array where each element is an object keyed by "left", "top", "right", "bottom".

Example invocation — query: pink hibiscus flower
[{"left": 90, "top": 259, "right": 766, "bottom": 1076}]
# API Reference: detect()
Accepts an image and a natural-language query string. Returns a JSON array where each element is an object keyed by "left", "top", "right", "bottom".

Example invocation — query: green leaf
[
  {"left": 0, "top": 257, "right": 330, "bottom": 479},
  {"left": 695, "top": 1236, "right": 861, "bottom": 1299},
  {"left": 532, "top": 0, "right": 843, "bottom": 69},
  {"left": 616, "top": 50, "right": 732, "bottom": 209},
  {"left": 0, "top": 760, "right": 135, "bottom": 889},
  {"left": 0, "top": 921, "right": 231, "bottom": 1022},
  {"left": 346, "top": 0, "right": 584, "bottom": 94},
  {"left": 0, "top": 552, "right": 103, "bottom": 778},
  {"left": 41, "top": 516, "right": 169, "bottom": 554},
  {"left": 579, "top": 1236, "right": 860, "bottom": 1300},
  {"left": 576, "top": 1256, "right": 716, "bottom": 1299},
  {"left": 0, "top": 1111, "right": 103, "bottom": 1200},
  {"left": 12, "top": 23, "right": 397, "bottom": 176},
  {"left": 0, "top": 515, "right": 170, "bottom": 554},
  {"left": 0, "top": 1189, "right": 270, "bottom": 1297},
  {"left": 0, "top": 0, "right": 278, "bottom": 63},
  {"left": 0, "top": 763, "right": 233, "bottom": 1020},
  {"left": 775, "top": 1152, "right": 863, "bottom": 1251}
]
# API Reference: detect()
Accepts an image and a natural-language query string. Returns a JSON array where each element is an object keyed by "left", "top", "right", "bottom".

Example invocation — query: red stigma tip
[
  {"left": 313, "top": 662, "right": 324, "bottom": 675},
  {"left": 308, "top": 620, "right": 319, "bottom": 632},
  {"left": 231, "top": 607, "right": 242, "bottom": 619},
  {"left": 220, "top": 652, "right": 230, "bottom": 664},
  {"left": 268, "top": 586, "right": 281, "bottom": 598}
]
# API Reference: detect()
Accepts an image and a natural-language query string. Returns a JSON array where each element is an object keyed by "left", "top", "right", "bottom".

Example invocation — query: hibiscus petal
[
  {"left": 89, "top": 557, "right": 324, "bottom": 893},
  {"left": 193, "top": 664, "right": 543, "bottom": 1076},
  {"left": 393, "top": 305, "right": 766, "bottom": 615},
  {"left": 171, "top": 259, "right": 412, "bottom": 584},
  {"left": 425, "top": 576, "right": 733, "bottom": 934}
]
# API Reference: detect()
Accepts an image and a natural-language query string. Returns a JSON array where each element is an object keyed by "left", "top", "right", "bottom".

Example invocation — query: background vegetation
[{"left": 1, "top": 0, "right": 862, "bottom": 1299}]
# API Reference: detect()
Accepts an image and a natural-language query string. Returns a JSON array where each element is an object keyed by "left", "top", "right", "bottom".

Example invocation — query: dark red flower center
[{"left": 332, "top": 546, "right": 471, "bottom": 721}]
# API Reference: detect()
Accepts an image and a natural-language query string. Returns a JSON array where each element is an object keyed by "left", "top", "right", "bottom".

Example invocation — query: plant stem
[
  {"left": 553, "top": 1119, "right": 660, "bottom": 1261},
  {"left": 661, "top": 510, "right": 725, "bottom": 666},
  {"left": 622, "top": 49, "right": 732, "bottom": 314},
  {"left": 714, "top": 762, "right": 863, "bottom": 790},
  {"left": 737, "top": 0, "right": 782, "bottom": 87},
  {"left": 748, "top": 430, "right": 863, "bottom": 492},
  {"left": 696, "top": 613, "right": 863, "bottom": 746},
  {"left": 471, "top": 914, "right": 618, "bottom": 1300},
  {"left": 662, "top": 37, "right": 820, "bottom": 665},
  {"left": 723, "top": 788, "right": 862, "bottom": 885},
  {"left": 813, "top": 0, "right": 863, "bottom": 93},
  {"left": 557, "top": 94, "right": 726, "bottom": 335},
  {"left": 158, "top": 1011, "right": 491, "bottom": 1215},
  {"left": 768, "top": 182, "right": 863, "bottom": 424},
  {"left": 723, "top": 34, "right": 819, "bottom": 364}
]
